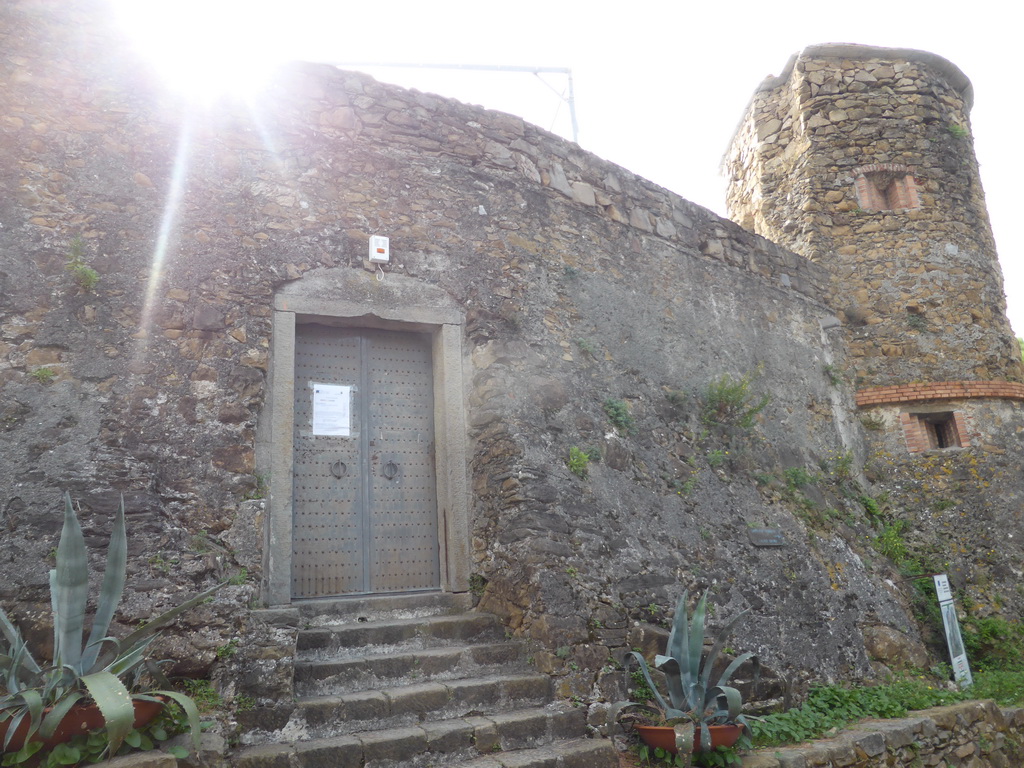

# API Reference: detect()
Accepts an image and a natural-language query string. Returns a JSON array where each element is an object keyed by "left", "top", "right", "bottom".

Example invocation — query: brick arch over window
[{"left": 853, "top": 164, "right": 920, "bottom": 211}]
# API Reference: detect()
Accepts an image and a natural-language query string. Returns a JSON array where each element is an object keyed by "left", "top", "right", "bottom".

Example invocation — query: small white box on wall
[{"left": 369, "top": 235, "right": 390, "bottom": 263}]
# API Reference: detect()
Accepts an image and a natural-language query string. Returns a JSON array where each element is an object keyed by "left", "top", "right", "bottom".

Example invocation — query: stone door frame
[{"left": 264, "top": 288, "right": 469, "bottom": 607}]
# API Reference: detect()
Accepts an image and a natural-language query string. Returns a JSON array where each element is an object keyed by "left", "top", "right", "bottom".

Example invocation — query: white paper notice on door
[{"left": 311, "top": 383, "right": 351, "bottom": 436}]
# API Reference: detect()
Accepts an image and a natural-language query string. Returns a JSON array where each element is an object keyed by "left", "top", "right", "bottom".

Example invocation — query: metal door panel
[
  {"left": 366, "top": 331, "right": 439, "bottom": 591},
  {"left": 292, "top": 327, "right": 363, "bottom": 598},
  {"left": 291, "top": 325, "right": 438, "bottom": 598}
]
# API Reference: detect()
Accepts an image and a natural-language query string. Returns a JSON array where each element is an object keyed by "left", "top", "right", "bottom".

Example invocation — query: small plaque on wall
[{"left": 748, "top": 528, "right": 786, "bottom": 547}]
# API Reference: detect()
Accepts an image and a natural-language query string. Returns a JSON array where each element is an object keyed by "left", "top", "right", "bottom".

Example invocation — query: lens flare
[{"left": 108, "top": 0, "right": 288, "bottom": 102}]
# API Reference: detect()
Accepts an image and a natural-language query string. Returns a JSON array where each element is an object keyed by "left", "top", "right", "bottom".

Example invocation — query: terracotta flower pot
[
  {"left": 0, "top": 697, "right": 164, "bottom": 754},
  {"left": 635, "top": 723, "right": 744, "bottom": 754}
]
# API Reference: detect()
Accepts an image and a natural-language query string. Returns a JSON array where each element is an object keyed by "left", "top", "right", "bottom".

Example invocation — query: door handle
[
  {"left": 382, "top": 461, "right": 399, "bottom": 480},
  {"left": 330, "top": 460, "right": 348, "bottom": 479}
]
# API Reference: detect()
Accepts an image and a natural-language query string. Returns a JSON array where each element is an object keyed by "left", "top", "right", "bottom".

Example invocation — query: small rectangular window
[
  {"left": 921, "top": 412, "right": 960, "bottom": 449},
  {"left": 852, "top": 164, "right": 921, "bottom": 212},
  {"left": 901, "top": 410, "right": 969, "bottom": 453}
]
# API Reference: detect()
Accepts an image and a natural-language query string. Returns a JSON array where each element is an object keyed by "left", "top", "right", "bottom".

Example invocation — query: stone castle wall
[
  {"left": 6, "top": 4, "right": 1024, "bottom": 741},
  {"left": 0, "top": 1, "right": 932, "bottom": 696},
  {"left": 724, "top": 45, "right": 1024, "bottom": 686},
  {"left": 853, "top": 393, "right": 1024, "bottom": 627},
  {"left": 723, "top": 44, "right": 1023, "bottom": 388}
]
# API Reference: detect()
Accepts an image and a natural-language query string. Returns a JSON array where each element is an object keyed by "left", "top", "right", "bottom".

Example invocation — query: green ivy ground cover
[{"left": 751, "top": 669, "right": 1024, "bottom": 747}]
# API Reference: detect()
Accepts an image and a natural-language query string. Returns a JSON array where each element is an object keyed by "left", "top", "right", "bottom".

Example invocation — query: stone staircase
[{"left": 233, "top": 592, "right": 618, "bottom": 768}]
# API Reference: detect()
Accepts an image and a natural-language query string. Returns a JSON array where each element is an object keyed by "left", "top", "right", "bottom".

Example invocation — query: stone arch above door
[{"left": 262, "top": 268, "right": 469, "bottom": 606}]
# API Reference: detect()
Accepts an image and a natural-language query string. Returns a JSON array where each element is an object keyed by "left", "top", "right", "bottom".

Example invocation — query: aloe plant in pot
[
  {"left": 614, "top": 590, "right": 759, "bottom": 761},
  {"left": 0, "top": 493, "right": 224, "bottom": 765}
]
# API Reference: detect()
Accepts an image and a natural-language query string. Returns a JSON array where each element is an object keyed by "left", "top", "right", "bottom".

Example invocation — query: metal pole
[{"left": 565, "top": 69, "right": 578, "bottom": 144}]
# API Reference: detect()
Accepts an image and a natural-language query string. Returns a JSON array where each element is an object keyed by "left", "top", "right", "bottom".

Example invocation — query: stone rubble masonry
[
  {"left": 711, "top": 45, "right": 1024, "bottom": 682},
  {"left": 852, "top": 163, "right": 920, "bottom": 211},
  {"left": 2, "top": 0, "right": 917, "bottom": 692},
  {"left": 724, "top": 44, "right": 1024, "bottom": 388},
  {"left": 4, "top": 0, "right": 1024, "bottom": 731},
  {"left": 856, "top": 381, "right": 1024, "bottom": 407},
  {"left": 743, "top": 700, "right": 1024, "bottom": 768},
  {"left": 84, "top": 699, "right": 1024, "bottom": 768},
  {"left": 94, "top": 699, "right": 1024, "bottom": 768}
]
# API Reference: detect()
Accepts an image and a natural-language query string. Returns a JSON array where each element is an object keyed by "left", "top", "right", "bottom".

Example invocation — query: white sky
[{"left": 111, "top": 0, "right": 1023, "bottom": 337}]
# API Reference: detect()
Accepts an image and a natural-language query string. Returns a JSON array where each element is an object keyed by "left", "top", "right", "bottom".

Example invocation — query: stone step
[
  {"left": 233, "top": 707, "right": 617, "bottom": 768},
  {"left": 296, "top": 591, "right": 474, "bottom": 627},
  {"left": 239, "top": 672, "right": 555, "bottom": 745},
  {"left": 294, "top": 640, "right": 528, "bottom": 697},
  {"left": 233, "top": 598, "right": 617, "bottom": 766},
  {"left": 247, "top": 591, "right": 470, "bottom": 635},
  {"left": 458, "top": 738, "right": 620, "bottom": 768},
  {"left": 296, "top": 612, "right": 506, "bottom": 661}
]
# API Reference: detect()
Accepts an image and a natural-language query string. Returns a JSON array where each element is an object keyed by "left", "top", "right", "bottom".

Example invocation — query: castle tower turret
[
  {"left": 724, "top": 44, "right": 1023, "bottom": 451},
  {"left": 725, "top": 44, "right": 1022, "bottom": 385}
]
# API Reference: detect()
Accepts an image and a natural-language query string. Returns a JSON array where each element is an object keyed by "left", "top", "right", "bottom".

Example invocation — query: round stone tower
[
  {"left": 724, "top": 44, "right": 1022, "bottom": 388},
  {"left": 724, "top": 44, "right": 1023, "bottom": 452}
]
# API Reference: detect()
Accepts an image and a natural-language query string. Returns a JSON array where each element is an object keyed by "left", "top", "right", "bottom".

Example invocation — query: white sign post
[{"left": 933, "top": 574, "right": 973, "bottom": 689}]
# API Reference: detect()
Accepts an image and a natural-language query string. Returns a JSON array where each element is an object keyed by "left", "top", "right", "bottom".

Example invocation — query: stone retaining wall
[
  {"left": 92, "top": 700, "right": 1024, "bottom": 768},
  {"left": 744, "top": 701, "right": 1024, "bottom": 768},
  {"left": 77, "top": 700, "right": 1024, "bottom": 768}
]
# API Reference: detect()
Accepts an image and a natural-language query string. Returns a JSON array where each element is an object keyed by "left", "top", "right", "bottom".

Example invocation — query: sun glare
[{"left": 108, "top": 0, "right": 290, "bottom": 102}]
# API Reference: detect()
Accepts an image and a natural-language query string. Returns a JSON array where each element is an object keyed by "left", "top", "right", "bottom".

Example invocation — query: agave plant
[
  {"left": 0, "top": 493, "right": 223, "bottom": 761},
  {"left": 616, "top": 590, "right": 759, "bottom": 754}
]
